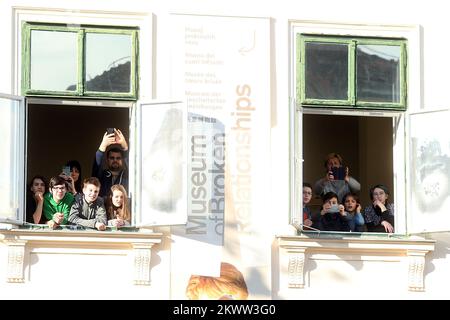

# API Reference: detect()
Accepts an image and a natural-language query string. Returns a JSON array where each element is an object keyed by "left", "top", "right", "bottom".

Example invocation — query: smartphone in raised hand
[
  {"left": 62, "top": 166, "right": 71, "bottom": 177},
  {"left": 331, "top": 167, "right": 346, "bottom": 180},
  {"left": 106, "top": 127, "right": 115, "bottom": 135}
]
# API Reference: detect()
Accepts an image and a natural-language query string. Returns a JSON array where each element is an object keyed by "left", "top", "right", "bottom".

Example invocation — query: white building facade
[{"left": 0, "top": 0, "right": 449, "bottom": 299}]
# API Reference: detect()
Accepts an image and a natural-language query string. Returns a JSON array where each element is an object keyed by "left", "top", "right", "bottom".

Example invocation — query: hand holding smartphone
[
  {"left": 106, "top": 127, "right": 115, "bottom": 135},
  {"left": 62, "top": 166, "right": 71, "bottom": 177},
  {"left": 331, "top": 167, "right": 346, "bottom": 180}
]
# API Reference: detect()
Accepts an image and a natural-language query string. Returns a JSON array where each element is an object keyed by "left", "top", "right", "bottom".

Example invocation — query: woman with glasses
[
  {"left": 302, "top": 182, "right": 314, "bottom": 229},
  {"left": 43, "top": 176, "right": 75, "bottom": 229},
  {"left": 363, "top": 184, "right": 394, "bottom": 233}
]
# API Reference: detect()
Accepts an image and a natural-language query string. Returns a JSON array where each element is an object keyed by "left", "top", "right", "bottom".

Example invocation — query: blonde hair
[
  {"left": 185, "top": 262, "right": 248, "bottom": 300},
  {"left": 105, "top": 184, "right": 131, "bottom": 222}
]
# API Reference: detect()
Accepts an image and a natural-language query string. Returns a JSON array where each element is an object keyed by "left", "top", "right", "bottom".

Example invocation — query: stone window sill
[{"left": 277, "top": 233, "right": 435, "bottom": 293}]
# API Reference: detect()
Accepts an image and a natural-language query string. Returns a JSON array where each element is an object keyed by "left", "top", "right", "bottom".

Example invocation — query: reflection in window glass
[
  {"left": 138, "top": 103, "right": 186, "bottom": 226},
  {"left": 357, "top": 45, "right": 400, "bottom": 103},
  {"left": 30, "top": 30, "right": 78, "bottom": 92},
  {"left": 85, "top": 33, "right": 132, "bottom": 93},
  {"left": 0, "top": 98, "right": 19, "bottom": 218},
  {"left": 410, "top": 111, "right": 450, "bottom": 232},
  {"left": 305, "top": 42, "right": 348, "bottom": 100}
]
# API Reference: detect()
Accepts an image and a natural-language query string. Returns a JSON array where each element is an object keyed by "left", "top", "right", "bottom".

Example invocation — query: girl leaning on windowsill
[
  {"left": 363, "top": 184, "right": 395, "bottom": 233},
  {"left": 105, "top": 184, "right": 131, "bottom": 228}
]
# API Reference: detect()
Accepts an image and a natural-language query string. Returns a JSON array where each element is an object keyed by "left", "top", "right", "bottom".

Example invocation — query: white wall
[{"left": 1, "top": 0, "right": 450, "bottom": 299}]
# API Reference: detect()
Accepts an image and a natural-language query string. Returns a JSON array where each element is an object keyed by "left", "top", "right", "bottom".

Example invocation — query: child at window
[
  {"left": 68, "top": 177, "right": 107, "bottom": 231},
  {"left": 313, "top": 191, "right": 351, "bottom": 232},
  {"left": 43, "top": 176, "right": 75, "bottom": 229},
  {"left": 105, "top": 184, "right": 131, "bottom": 228},
  {"left": 342, "top": 192, "right": 365, "bottom": 232},
  {"left": 363, "top": 184, "right": 394, "bottom": 233},
  {"left": 302, "top": 182, "right": 314, "bottom": 230}
]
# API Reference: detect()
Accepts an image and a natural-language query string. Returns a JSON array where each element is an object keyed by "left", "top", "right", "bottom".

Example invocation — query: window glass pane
[
  {"left": 0, "top": 98, "right": 20, "bottom": 220},
  {"left": 410, "top": 111, "right": 450, "bottom": 232},
  {"left": 137, "top": 103, "right": 187, "bottom": 226},
  {"left": 357, "top": 45, "right": 401, "bottom": 103},
  {"left": 30, "top": 30, "right": 78, "bottom": 92},
  {"left": 305, "top": 42, "right": 348, "bottom": 100},
  {"left": 85, "top": 33, "right": 132, "bottom": 93}
]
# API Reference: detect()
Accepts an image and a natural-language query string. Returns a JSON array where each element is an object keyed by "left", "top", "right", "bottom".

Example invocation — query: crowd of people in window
[
  {"left": 303, "top": 152, "right": 395, "bottom": 233},
  {"left": 26, "top": 128, "right": 131, "bottom": 231}
]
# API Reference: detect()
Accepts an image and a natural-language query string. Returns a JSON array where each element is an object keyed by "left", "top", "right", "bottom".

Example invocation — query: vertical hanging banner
[{"left": 170, "top": 14, "right": 271, "bottom": 298}]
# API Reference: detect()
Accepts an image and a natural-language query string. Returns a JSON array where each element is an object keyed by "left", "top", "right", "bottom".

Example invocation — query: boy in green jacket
[{"left": 43, "top": 176, "right": 75, "bottom": 229}]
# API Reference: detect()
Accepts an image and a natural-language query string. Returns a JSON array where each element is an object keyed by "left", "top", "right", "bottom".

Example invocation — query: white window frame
[
  {"left": 13, "top": 7, "right": 153, "bottom": 98},
  {"left": 132, "top": 100, "right": 187, "bottom": 227},
  {"left": 2, "top": 95, "right": 188, "bottom": 229},
  {"left": 6, "top": 9, "right": 189, "bottom": 230},
  {"left": 0, "top": 93, "right": 25, "bottom": 226},
  {"left": 406, "top": 108, "right": 450, "bottom": 233},
  {"left": 289, "top": 20, "right": 422, "bottom": 235}
]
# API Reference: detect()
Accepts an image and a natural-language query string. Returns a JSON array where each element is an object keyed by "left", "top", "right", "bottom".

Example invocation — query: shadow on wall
[{"left": 423, "top": 233, "right": 450, "bottom": 283}]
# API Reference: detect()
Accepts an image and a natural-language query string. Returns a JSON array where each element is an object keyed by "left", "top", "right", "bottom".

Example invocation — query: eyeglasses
[
  {"left": 52, "top": 186, "right": 66, "bottom": 191},
  {"left": 109, "top": 157, "right": 122, "bottom": 160},
  {"left": 303, "top": 191, "right": 312, "bottom": 195}
]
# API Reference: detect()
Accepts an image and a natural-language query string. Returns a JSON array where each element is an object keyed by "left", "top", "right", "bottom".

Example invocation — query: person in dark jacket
[
  {"left": 68, "top": 177, "right": 107, "bottom": 231},
  {"left": 26, "top": 175, "right": 47, "bottom": 224},
  {"left": 363, "top": 184, "right": 394, "bottom": 233},
  {"left": 92, "top": 128, "right": 129, "bottom": 197},
  {"left": 313, "top": 191, "right": 351, "bottom": 232},
  {"left": 65, "top": 160, "right": 82, "bottom": 195}
]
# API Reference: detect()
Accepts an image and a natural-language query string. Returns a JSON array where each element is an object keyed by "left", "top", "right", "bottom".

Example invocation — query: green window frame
[
  {"left": 297, "top": 34, "right": 407, "bottom": 110},
  {"left": 22, "top": 22, "right": 138, "bottom": 100}
]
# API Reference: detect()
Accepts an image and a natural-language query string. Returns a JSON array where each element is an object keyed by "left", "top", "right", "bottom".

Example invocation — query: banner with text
[{"left": 170, "top": 14, "right": 271, "bottom": 298}]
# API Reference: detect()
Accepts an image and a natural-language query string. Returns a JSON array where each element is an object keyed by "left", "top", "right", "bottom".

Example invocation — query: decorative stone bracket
[
  {"left": 286, "top": 246, "right": 307, "bottom": 288},
  {"left": 5, "top": 240, "right": 27, "bottom": 283},
  {"left": 407, "top": 250, "right": 428, "bottom": 292},
  {"left": 132, "top": 242, "right": 155, "bottom": 286}
]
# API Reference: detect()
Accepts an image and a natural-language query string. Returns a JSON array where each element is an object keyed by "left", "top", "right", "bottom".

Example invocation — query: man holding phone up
[
  {"left": 92, "top": 128, "right": 129, "bottom": 197},
  {"left": 314, "top": 152, "right": 361, "bottom": 203}
]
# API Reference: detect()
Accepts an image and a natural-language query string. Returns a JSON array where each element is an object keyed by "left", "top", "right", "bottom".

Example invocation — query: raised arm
[{"left": 114, "top": 129, "right": 128, "bottom": 151}]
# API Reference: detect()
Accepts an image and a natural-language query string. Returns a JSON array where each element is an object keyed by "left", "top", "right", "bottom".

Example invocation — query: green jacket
[{"left": 43, "top": 192, "right": 75, "bottom": 225}]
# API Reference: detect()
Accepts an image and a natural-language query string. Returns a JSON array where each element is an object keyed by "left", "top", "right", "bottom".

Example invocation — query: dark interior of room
[
  {"left": 303, "top": 113, "right": 394, "bottom": 210},
  {"left": 26, "top": 103, "right": 129, "bottom": 190}
]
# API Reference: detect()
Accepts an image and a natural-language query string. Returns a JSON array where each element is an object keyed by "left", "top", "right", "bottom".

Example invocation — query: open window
[
  {"left": 297, "top": 35, "right": 407, "bottom": 110},
  {"left": 15, "top": 18, "right": 187, "bottom": 230},
  {"left": 25, "top": 98, "right": 130, "bottom": 199},
  {"left": 292, "top": 107, "right": 402, "bottom": 233},
  {"left": 22, "top": 22, "right": 138, "bottom": 99},
  {"left": 132, "top": 101, "right": 187, "bottom": 227},
  {"left": 11, "top": 97, "right": 188, "bottom": 229},
  {"left": 408, "top": 109, "right": 450, "bottom": 233},
  {"left": 292, "top": 28, "right": 447, "bottom": 237},
  {"left": 0, "top": 94, "right": 25, "bottom": 225},
  {"left": 290, "top": 24, "right": 414, "bottom": 235}
]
